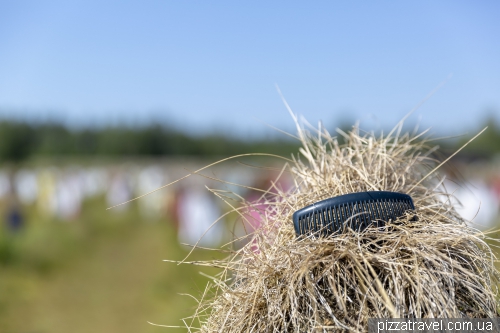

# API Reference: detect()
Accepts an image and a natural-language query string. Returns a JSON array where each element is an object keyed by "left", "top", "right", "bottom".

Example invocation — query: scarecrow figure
[{"left": 176, "top": 119, "right": 499, "bottom": 332}]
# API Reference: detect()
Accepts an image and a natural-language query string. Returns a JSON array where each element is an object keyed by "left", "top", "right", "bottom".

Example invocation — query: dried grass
[{"left": 174, "top": 119, "right": 500, "bottom": 332}]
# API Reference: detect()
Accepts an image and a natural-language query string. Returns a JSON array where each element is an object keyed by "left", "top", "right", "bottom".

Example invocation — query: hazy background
[{"left": 0, "top": 1, "right": 499, "bottom": 332}]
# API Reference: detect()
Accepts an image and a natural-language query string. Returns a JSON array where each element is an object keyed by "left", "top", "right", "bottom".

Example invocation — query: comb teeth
[{"left": 293, "top": 191, "right": 415, "bottom": 237}]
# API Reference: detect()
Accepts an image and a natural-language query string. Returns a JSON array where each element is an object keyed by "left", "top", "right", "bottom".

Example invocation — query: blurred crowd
[
  {"left": 0, "top": 160, "right": 290, "bottom": 248},
  {"left": 1, "top": 159, "right": 500, "bottom": 247}
]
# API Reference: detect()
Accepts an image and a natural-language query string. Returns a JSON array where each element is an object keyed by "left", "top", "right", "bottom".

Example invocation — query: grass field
[{"left": 0, "top": 196, "right": 226, "bottom": 333}]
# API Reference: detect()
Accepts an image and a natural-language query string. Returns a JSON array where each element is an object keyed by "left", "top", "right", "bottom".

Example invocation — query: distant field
[{"left": 0, "top": 196, "right": 227, "bottom": 333}]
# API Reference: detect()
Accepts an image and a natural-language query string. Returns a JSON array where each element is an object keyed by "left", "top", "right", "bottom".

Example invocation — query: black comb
[{"left": 292, "top": 191, "right": 415, "bottom": 237}]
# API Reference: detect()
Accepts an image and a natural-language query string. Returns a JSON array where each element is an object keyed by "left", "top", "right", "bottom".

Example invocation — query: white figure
[
  {"left": 14, "top": 169, "right": 38, "bottom": 205},
  {"left": 441, "top": 178, "right": 498, "bottom": 230},
  {"left": 177, "top": 186, "right": 223, "bottom": 247},
  {"left": 107, "top": 171, "right": 132, "bottom": 212},
  {"left": 53, "top": 170, "right": 83, "bottom": 221},
  {"left": 137, "top": 165, "right": 167, "bottom": 219},
  {"left": 81, "top": 167, "right": 108, "bottom": 198}
]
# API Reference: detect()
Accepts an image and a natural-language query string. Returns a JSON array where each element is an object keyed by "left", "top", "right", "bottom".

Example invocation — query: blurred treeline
[
  {"left": 0, "top": 118, "right": 499, "bottom": 162},
  {"left": 453, "top": 118, "right": 500, "bottom": 157},
  {"left": 0, "top": 120, "right": 301, "bottom": 161}
]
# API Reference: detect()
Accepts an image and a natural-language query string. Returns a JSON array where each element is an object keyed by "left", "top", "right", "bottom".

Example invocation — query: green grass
[{"left": 0, "top": 196, "right": 227, "bottom": 333}]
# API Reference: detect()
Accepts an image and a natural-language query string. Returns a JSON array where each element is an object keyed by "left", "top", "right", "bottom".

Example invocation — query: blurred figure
[
  {"left": 442, "top": 178, "right": 499, "bottom": 230},
  {"left": 81, "top": 167, "right": 108, "bottom": 198},
  {"left": 224, "top": 167, "right": 255, "bottom": 197},
  {"left": 244, "top": 178, "right": 270, "bottom": 232},
  {"left": 137, "top": 165, "right": 167, "bottom": 220},
  {"left": 245, "top": 172, "right": 292, "bottom": 229},
  {"left": 107, "top": 169, "right": 132, "bottom": 213},
  {"left": 14, "top": 168, "right": 38, "bottom": 206},
  {"left": 4, "top": 188, "right": 24, "bottom": 233},
  {"left": 177, "top": 185, "right": 223, "bottom": 247},
  {"left": 6, "top": 203, "right": 23, "bottom": 232},
  {"left": 163, "top": 184, "right": 178, "bottom": 228},
  {"left": 55, "top": 169, "right": 83, "bottom": 221},
  {"left": 233, "top": 172, "right": 291, "bottom": 252},
  {"left": 492, "top": 174, "right": 500, "bottom": 203},
  {"left": 36, "top": 167, "right": 58, "bottom": 217}
]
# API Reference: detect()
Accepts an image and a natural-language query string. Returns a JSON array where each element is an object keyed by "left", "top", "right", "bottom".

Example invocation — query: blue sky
[{"left": 0, "top": 1, "right": 499, "bottom": 138}]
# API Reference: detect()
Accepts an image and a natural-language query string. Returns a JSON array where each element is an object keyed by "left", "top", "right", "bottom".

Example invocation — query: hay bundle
[{"left": 182, "top": 120, "right": 499, "bottom": 332}]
